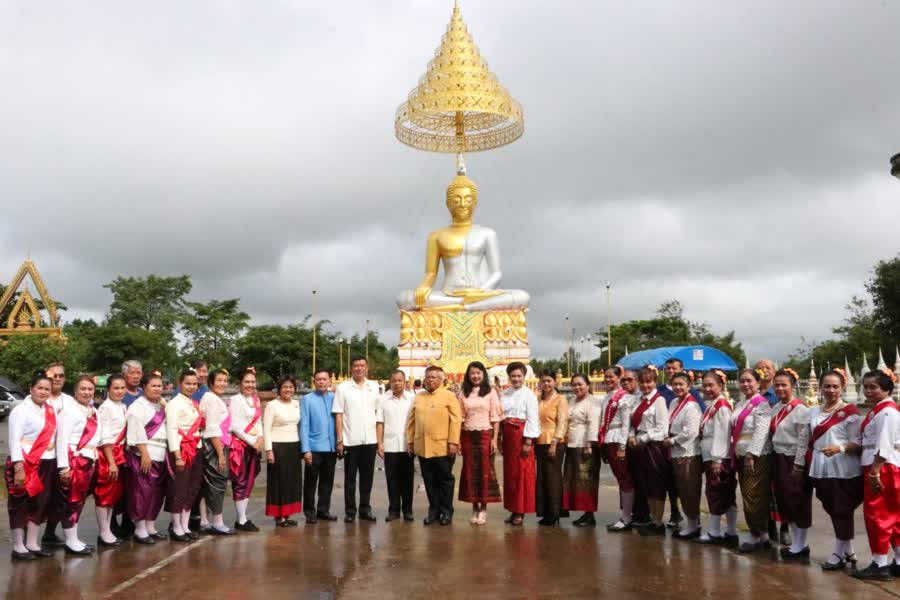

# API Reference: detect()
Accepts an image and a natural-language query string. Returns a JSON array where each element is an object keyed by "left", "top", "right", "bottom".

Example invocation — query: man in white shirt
[
  {"left": 377, "top": 370, "right": 416, "bottom": 522},
  {"left": 333, "top": 357, "right": 381, "bottom": 522},
  {"left": 42, "top": 363, "right": 74, "bottom": 548}
]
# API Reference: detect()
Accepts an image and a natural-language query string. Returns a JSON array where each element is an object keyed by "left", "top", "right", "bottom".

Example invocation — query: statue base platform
[{"left": 398, "top": 308, "right": 532, "bottom": 382}]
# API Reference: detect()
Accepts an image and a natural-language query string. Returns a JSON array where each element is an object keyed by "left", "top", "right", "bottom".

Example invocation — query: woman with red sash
[
  {"left": 55, "top": 375, "right": 100, "bottom": 556},
  {"left": 6, "top": 372, "right": 58, "bottom": 560},
  {"left": 664, "top": 372, "right": 703, "bottom": 539},
  {"left": 499, "top": 361, "right": 540, "bottom": 526},
  {"left": 603, "top": 369, "right": 639, "bottom": 532},
  {"left": 562, "top": 373, "right": 601, "bottom": 527},
  {"left": 95, "top": 373, "right": 128, "bottom": 547},
  {"left": 628, "top": 367, "right": 670, "bottom": 536},
  {"left": 165, "top": 370, "right": 204, "bottom": 542},
  {"left": 125, "top": 372, "right": 168, "bottom": 544},
  {"left": 229, "top": 367, "right": 263, "bottom": 532},
  {"left": 457, "top": 361, "right": 503, "bottom": 526},
  {"left": 696, "top": 370, "right": 738, "bottom": 545},
  {"left": 769, "top": 368, "right": 813, "bottom": 560},
  {"left": 852, "top": 370, "right": 900, "bottom": 581},
  {"left": 731, "top": 368, "right": 774, "bottom": 553},
  {"left": 807, "top": 370, "right": 863, "bottom": 571},
  {"left": 198, "top": 369, "right": 234, "bottom": 535}
]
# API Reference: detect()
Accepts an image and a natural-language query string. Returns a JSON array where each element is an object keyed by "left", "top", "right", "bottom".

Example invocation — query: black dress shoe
[
  {"left": 64, "top": 545, "right": 94, "bottom": 556},
  {"left": 41, "top": 534, "right": 66, "bottom": 548},
  {"left": 606, "top": 520, "right": 633, "bottom": 532},
  {"left": 11, "top": 550, "right": 36, "bottom": 561},
  {"left": 820, "top": 554, "right": 846, "bottom": 571},
  {"left": 197, "top": 525, "right": 213, "bottom": 536},
  {"left": 28, "top": 548, "right": 52, "bottom": 558},
  {"left": 538, "top": 517, "right": 559, "bottom": 527},
  {"left": 344, "top": 515, "right": 356, "bottom": 523},
  {"left": 573, "top": 514, "right": 596, "bottom": 528},
  {"left": 738, "top": 541, "right": 763, "bottom": 553},
  {"left": 673, "top": 529, "right": 701, "bottom": 540},
  {"left": 208, "top": 527, "right": 234, "bottom": 536},
  {"left": 439, "top": 516, "right": 452, "bottom": 526},
  {"left": 722, "top": 533, "right": 739, "bottom": 547},
  {"left": 305, "top": 514, "right": 318, "bottom": 524},
  {"left": 852, "top": 562, "right": 893, "bottom": 581},
  {"left": 385, "top": 514, "right": 399, "bottom": 522},
  {"left": 133, "top": 535, "right": 156, "bottom": 545},
  {"left": 169, "top": 532, "right": 192, "bottom": 542},
  {"left": 150, "top": 532, "right": 168, "bottom": 541},
  {"left": 779, "top": 546, "right": 809, "bottom": 560},
  {"left": 316, "top": 513, "right": 338, "bottom": 522},
  {"left": 96, "top": 536, "right": 122, "bottom": 548},
  {"left": 359, "top": 513, "right": 377, "bottom": 522},
  {"left": 187, "top": 531, "right": 200, "bottom": 540},
  {"left": 666, "top": 514, "right": 683, "bottom": 529},
  {"left": 403, "top": 513, "right": 414, "bottom": 522},
  {"left": 637, "top": 523, "right": 666, "bottom": 536},
  {"left": 423, "top": 515, "right": 439, "bottom": 526},
  {"left": 233, "top": 520, "right": 259, "bottom": 532},
  {"left": 890, "top": 562, "right": 900, "bottom": 577}
]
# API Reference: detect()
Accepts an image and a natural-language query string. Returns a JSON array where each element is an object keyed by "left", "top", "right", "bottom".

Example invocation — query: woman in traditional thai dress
[
  {"left": 55, "top": 375, "right": 101, "bottom": 555},
  {"left": 769, "top": 368, "right": 813, "bottom": 560},
  {"left": 562, "top": 373, "right": 601, "bottom": 527},
  {"left": 125, "top": 372, "right": 168, "bottom": 544},
  {"left": 732, "top": 367, "right": 774, "bottom": 552},
  {"left": 197, "top": 369, "right": 233, "bottom": 535},
  {"left": 95, "top": 373, "right": 128, "bottom": 547},
  {"left": 604, "top": 369, "right": 639, "bottom": 532},
  {"left": 807, "top": 369, "right": 863, "bottom": 571},
  {"left": 457, "top": 361, "right": 503, "bottom": 525},
  {"left": 664, "top": 371, "right": 703, "bottom": 539},
  {"left": 696, "top": 370, "right": 738, "bottom": 545},
  {"left": 264, "top": 376, "right": 302, "bottom": 526},
  {"left": 229, "top": 367, "right": 263, "bottom": 532},
  {"left": 499, "top": 361, "right": 540, "bottom": 526},
  {"left": 6, "top": 372, "right": 58, "bottom": 560},
  {"left": 165, "top": 370, "right": 204, "bottom": 542},
  {"left": 628, "top": 367, "right": 670, "bottom": 536},
  {"left": 534, "top": 370, "right": 568, "bottom": 526}
]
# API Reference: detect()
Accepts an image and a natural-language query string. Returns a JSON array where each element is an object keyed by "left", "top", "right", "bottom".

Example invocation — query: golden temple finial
[{"left": 395, "top": 1, "right": 524, "bottom": 161}]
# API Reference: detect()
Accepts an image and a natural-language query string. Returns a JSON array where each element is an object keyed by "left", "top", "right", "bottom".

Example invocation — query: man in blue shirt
[
  {"left": 122, "top": 360, "right": 144, "bottom": 407},
  {"left": 301, "top": 369, "right": 338, "bottom": 524}
]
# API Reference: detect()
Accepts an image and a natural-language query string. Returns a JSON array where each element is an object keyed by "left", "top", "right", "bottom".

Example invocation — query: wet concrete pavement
[{"left": 2, "top": 462, "right": 899, "bottom": 600}]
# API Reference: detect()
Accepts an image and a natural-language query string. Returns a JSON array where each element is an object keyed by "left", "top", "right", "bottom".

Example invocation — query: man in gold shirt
[{"left": 406, "top": 365, "right": 461, "bottom": 526}]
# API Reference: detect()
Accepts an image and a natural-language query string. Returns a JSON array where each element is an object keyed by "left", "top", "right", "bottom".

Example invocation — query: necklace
[{"left": 821, "top": 400, "right": 844, "bottom": 414}]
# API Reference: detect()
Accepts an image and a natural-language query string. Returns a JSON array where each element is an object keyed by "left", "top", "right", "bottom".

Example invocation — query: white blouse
[
  {"left": 860, "top": 400, "right": 900, "bottom": 468},
  {"left": 56, "top": 400, "right": 101, "bottom": 467},
  {"left": 8, "top": 399, "right": 57, "bottom": 462},
  {"left": 730, "top": 397, "right": 772, "bottom": 458},
  {"left": 230, "top": 394, "right": 262, "bottom": 445},
  {"left": 199, "top": 391, "right": 229, "bottom": 439},
  {"left": 771, "top": 400, "right": 810, "bottom": 465},
  {"left": 604, "top": 393, "right": 636, "bottom": 447},
  {"left": 668, "top": 397, "right": 702, "bottom": 458},
  {"left": 566, "top": 396, "right": 600, "bottom": 448},
  {"left": 807, "top": 405, "right": 862, "bottom": 479},
  {"left": 700, "top": 397, "right": 732, "bottom": 463},
  {"left": 98, "top": 398, "right": 127, "bottom": 447},
  {"left": 165, "top": 393, "right": 203, "bottom": 451},
  {"left": 500, "top": 386, "right": 541, "bottom": 439},
  {"left": 629, "top": 392, "right": 668, "bottom": 444},
  {"left": 127, "top": 396, "right": 168, "bottom": 462}
]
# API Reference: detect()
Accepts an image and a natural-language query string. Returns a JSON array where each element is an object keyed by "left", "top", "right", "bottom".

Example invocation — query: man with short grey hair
[{"left": 122, "top": 360, "right": 143, "bottom": 407}]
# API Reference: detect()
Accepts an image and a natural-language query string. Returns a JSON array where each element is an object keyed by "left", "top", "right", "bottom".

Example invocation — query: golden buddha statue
[{"left": 397, "top": 174, "right": 530, "bottom": 312}]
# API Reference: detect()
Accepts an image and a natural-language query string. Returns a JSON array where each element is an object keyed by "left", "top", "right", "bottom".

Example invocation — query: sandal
[
  {"left": 510, "top": 514, "right": 524, "bottom": 526},
  {"left": 820, "top": 553, "right": 846, "bottom": 571}
]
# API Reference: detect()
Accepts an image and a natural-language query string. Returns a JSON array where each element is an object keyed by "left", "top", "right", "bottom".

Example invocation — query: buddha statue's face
[{"left": 446, "top": 185, "right": 477, "bottom": 223}]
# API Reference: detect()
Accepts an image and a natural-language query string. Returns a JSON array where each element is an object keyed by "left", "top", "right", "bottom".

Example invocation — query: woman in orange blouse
[{"left": 535, "top": 370, "right": 568, "bottom": 526}]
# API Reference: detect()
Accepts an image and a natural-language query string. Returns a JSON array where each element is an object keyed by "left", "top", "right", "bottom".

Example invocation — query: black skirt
[{"left": 265, "top": 441, "right": 302, "bottom": 518}]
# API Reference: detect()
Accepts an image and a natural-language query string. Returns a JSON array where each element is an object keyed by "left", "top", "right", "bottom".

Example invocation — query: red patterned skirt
[
  {"left": 501, "top": 419, "right": 536, "bottom": 514},
  {"left": 562, "top": 446, "right": 600, "bottom": 511},
  {"left": 459, "top": 429, "right": 501, "bottom": 503},
  {"left": 6, "top": 458, "right": 57, "bottom": 529}
]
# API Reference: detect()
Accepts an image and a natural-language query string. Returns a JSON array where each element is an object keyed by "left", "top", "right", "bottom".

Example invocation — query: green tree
[
  {"left": 234, "top": 324, "right": 310, "bottom": 387},
  {"left": 0, "top": 335, "right": 68, "bottom": 388},
  {"left": 867, "top": 255, "right": 900, "bottom": 344},
  {"left": 64, "top": 319, "right": 179, "bottom": 376},
  {"left": 104, "top": 274, "right": 192, "bottom": 332},
  {"left": 181, "top": 298, "right": 250, "bottom": 367}
]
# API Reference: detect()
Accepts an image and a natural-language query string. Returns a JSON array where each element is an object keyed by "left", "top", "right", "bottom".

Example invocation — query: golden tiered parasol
[{"left": 395, "top": 1, "right": 524, "bottom": 170}]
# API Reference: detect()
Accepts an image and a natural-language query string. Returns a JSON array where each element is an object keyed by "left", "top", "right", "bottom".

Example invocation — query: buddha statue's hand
[{"left": 414, "top": 284, "right": 432, "bottom": 308}]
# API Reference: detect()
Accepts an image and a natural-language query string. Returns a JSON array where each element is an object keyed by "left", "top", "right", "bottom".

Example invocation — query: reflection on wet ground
[{"left": 1, "top": 466, "right": 898, "bottom": 599}]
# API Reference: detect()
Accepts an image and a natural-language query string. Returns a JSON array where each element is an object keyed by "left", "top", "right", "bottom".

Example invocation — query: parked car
[{"left": 0, "top": 376, "right": 25, "bottom": 421}]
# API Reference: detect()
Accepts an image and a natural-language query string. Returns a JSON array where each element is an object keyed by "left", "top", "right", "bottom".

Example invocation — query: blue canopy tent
[{"left": 617, "top": 345, "right": 738, "bottom": 371}]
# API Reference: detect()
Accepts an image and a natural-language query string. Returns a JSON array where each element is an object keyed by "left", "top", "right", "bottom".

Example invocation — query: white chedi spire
[
  {"left": 843, "top": 356, "right": 859, "bottom": 404},
  {"left": 877, "top": 347, "right": 888, "bottom": 371},
  {"left": 860, "top": 351, "right": 871, "bottom": 378},
  {"left": 805, "top": 358, "right": 819, "bottom": 405}
]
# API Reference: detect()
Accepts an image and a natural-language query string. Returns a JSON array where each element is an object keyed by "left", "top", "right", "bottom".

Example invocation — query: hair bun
[{"left": 33, "top": 369, "right": 47, "bottom": 377}]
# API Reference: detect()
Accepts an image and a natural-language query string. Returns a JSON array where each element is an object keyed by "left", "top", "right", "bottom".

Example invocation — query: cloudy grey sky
[{"left": 2, "top": 0, "right": 899, "bottom": 362}]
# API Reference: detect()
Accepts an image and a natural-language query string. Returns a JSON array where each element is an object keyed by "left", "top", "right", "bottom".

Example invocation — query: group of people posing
[{"left": 4, "top": 355, "right": 900, "bottom": 583}]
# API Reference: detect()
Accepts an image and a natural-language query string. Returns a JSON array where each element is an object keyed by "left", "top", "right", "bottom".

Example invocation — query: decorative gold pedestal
[{"left": 398, "top": 308, "right": 530, "bottom": 380}]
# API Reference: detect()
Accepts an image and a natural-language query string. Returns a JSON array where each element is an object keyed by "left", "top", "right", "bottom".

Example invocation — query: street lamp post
[
  {"left": 565, "top": 314, "right": 571, "bottom": 378},
  {"left": 586, "top": 334, "right": 592, "bottom": 373},
  {"left": 605, "top": 282, "right": 612, "bottom": 367},
  {"left": 365, "top": 319, "right": 370, "bottom": 364},
  {"left": 311, "top": 290, "right": 317, "bottom": 379},
  {"left": 579, "top": 336, "right": 585, "bottom": 374},
  {"left": 338, "top": 337, "right": 344, "bottom": 380}
]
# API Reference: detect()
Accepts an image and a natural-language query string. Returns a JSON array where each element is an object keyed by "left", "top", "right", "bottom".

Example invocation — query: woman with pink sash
[
  {"left": 731, "top": 368, "right": 773, "bottom": 553},
  {"left": 807, "top": 370, "right": 863, "bottom": 572},
  {"left": 165, "top": 370, "right": 205, "bottom": 542},
  {"left": 55, "top": 375, "right": 101, "bottom": 555},
  {"left": 602, "top": 368, "right": 639, "bottom": 532},
  {"left": 628, "top": 367, "right": 670, "bottom": 536},
  {"left": 499, "top": 361, "right": 540, "bottom": 526},
  {"left": 769, "top": 368, "right": 813, "bottom": 560},
  {"left": 696, "top": 370, "right": 738, "bottom": 545},
  {"left": 229, "top": 367, "right": 263, "bottom": 532},
  {"left": 198, "top": 369, "right": 234, "bottom": 535},
  {"left": 663, "top": 371, "right": 703, "bottom": 539},
  {"left": 125, "top": 372, "right": 168, "bottom": 544},
  {"left": 95, "top": 373, "right": 128, "bottom": 547},
  {"left": 6, "top": 372, "right": 58, "bottom": 560}
]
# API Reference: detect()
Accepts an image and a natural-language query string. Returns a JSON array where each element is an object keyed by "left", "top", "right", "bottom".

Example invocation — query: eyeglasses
[{"left": 620, "top": 377, "right": 635, "bottom": 382}]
